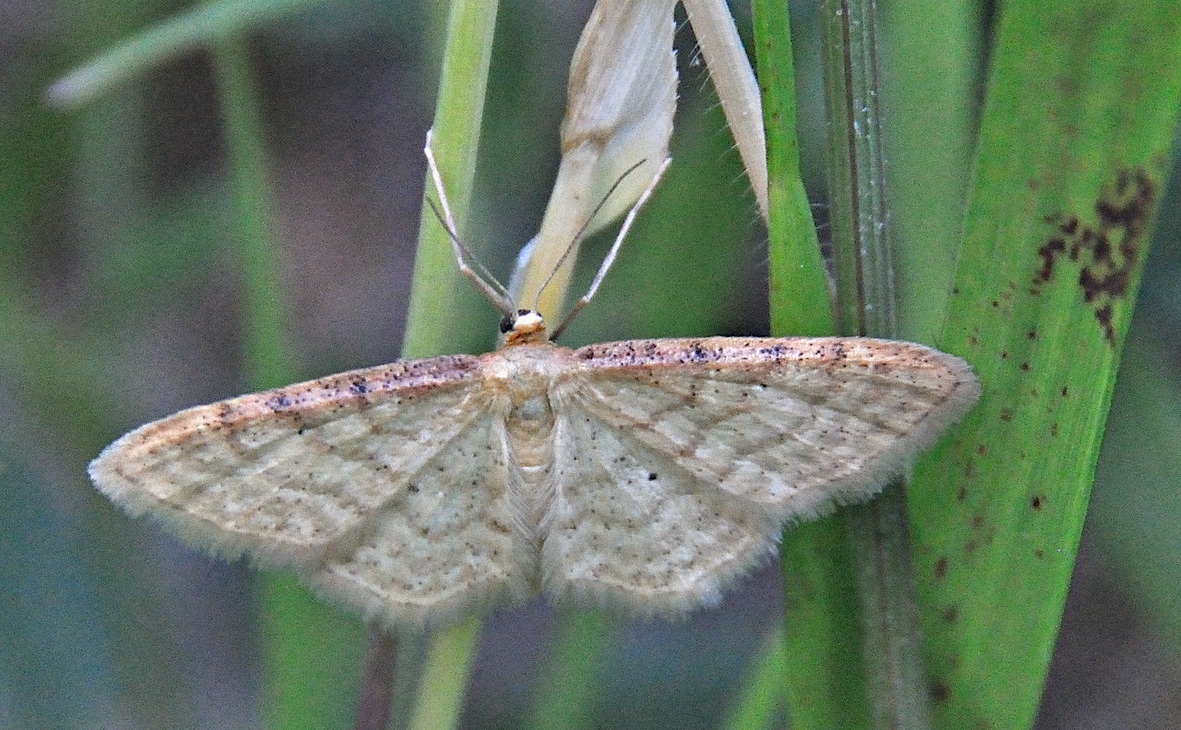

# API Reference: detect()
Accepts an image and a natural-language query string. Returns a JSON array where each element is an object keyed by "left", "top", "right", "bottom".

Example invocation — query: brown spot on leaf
[
  {"left": 934, "top": 556, "right": 949, "bottom": 580},
  {"left": 1095, "top": 304, "right": 1114, "bottom": 342},
  {"left": 957, "top": 486, "right": 967, "bottom": 502},
  {"left": 1092, "top": 234, "right": 1112, "bottom": 263},
  {"left": 1035, "top": 548, "right": 1045, "bottom": 559},
  {"left": 1035, "top": 238, "right": 1066, "bottom": 284},
  {"left": 1000, "top": 408, "right": 1013, "bottom": 422},
  {"left": 942, "top": 605, "right": 959, "bottom": 624},
  {"left": 1050, "top": 422, "right": 1060, "bottom": 437},
  {"left": 1037, "top": 168, "right": 1156, "bottom": 346},
  {"left": 1032, "top": 495, "right": 1044, "bottom": 510}
]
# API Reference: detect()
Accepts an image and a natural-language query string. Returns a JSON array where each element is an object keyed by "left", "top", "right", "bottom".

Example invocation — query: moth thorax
[
  {"left": 506, "top": 391, "right": 556, "bottom": 474},
  {"left": 511, "top": 392, "right": 551, "bottom": 424}
]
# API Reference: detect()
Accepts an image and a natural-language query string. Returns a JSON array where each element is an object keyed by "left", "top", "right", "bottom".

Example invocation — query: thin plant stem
[
  {"left": 817, "top": 0, "right": 932, "bottom": 727},
  {"left": 754, "top": 1, "right": 870, "bottom": 725},
  {"left": 209, "top": 37, "right": 292, "bottom": 391},
  {"left": 407, "top": 618, "right": 482, "bottom": 730},
  {"left": 753, "top": 0, "right": 833, "bottom": 339},
  {"left": 524, "top": 611, "right": 612, "bottom": 730},
  {"left": 719, "top": 624, "right": 789, "bottom": 730},
  {"left": 354, "top": 631, "right": 398, "bottom": 730},
  {"left": 387, "top": 1, "right": 501, "bottom": 728}
]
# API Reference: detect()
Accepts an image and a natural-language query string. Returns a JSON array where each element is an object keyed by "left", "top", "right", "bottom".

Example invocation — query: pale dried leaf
[
  {"left": 514, "top": 0, "right": 677, "bottom": 319},
  {"left": 682, "top": 0, "right": 769, "bottom": 219}
]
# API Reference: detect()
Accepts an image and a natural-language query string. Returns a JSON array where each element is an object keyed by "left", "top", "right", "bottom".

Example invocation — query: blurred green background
[{"left": 2, "top": 0, "right": 1179, "bottom": 727}]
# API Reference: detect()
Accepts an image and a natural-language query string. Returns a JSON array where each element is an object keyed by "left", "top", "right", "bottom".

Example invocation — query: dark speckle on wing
[
  {"left": 191, "top": 354, "right": 484, "bottom": 432},
  {"left": 572, "top": 336, "right": 910, "bottom": 375}
]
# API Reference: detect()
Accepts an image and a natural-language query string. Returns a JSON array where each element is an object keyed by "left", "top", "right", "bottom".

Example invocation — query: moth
[{"left": 90, "top": 144, "right": 979, "bottom": 629}]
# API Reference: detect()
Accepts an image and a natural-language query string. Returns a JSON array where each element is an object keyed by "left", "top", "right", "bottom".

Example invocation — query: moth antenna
[
  {"left": 532, "top": 158, "right": 650, "bottom": 315},
  {"left": 550, "top": 157, "right": 672, "bottom": 341},
  {"left": 423, "top": 198, "right": 511, "bottom": 301},
  {"left": 424, "top": 131, "right": 515, "bottom": 316}
]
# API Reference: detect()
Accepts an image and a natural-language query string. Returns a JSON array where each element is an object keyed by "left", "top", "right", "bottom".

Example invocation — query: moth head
[{"left": 500, "top": 309, "right": 548, "bottom": 347}]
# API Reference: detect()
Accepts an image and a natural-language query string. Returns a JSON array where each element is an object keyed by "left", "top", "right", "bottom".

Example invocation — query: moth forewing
[
  {"left": 89, "top": 354, "right": 489, "bottom": 570},
  {"left": 563, "top": 336, "right": 981, "bottom": 523}
]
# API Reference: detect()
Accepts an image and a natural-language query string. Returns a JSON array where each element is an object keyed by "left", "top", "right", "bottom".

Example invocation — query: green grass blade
[
  {"left": 880, "top": 0, "right": 981, "bottom": 344},
  {"left": 211, "top": 38, "right": 294, "bottom": 390},
  {"left": 524, "top": 612, "right": 611, "bottom": 730},
  {"left": 396, "top": 1, "right": 500, "bottom": 727},
  {"left": 48, "top": 0, "right": 323, "bottom": 109},
  {"left": 813, "top": 0, "right": 937, "bottom": 725},
  {"left": 719, "top": 625, "right": 788, "bottom": 730},
  {"left": 407, "top": 618, "right": 483, "bottom": 730},
  {"left": 210, "top": 35, "right": 366, "bottom": 729},
  {"left": 753, "top": 0, "right": 833, "bottom": 339},
  {"left": 907, "top": 1, "right": 1181, "bottom": 726},
  {"left": 400, "top": 0, "right": 501, "bottom": 360},
  {"left": 752, "top": 1, "right": 868, "bottom": 726},
  {"left": 766, "top": 0, "right": 937, "bottom": 724}
]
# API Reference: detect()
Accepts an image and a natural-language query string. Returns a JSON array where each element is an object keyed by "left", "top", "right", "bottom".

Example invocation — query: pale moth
[{"left": 89, "top": 145, "right": 980, "bottom": 629}]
